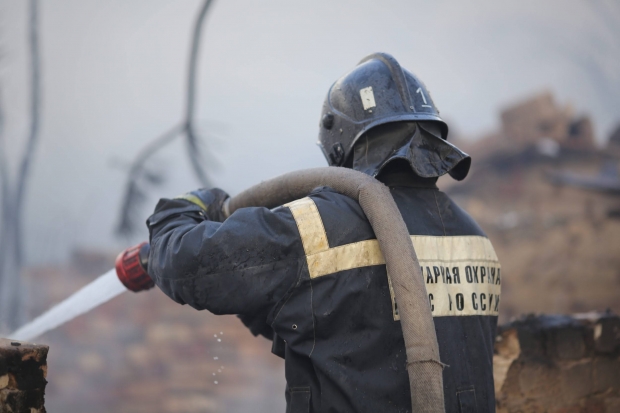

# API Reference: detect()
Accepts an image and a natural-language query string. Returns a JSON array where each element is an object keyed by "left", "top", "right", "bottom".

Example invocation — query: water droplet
[
  {"left": 217, "top": 369, "right": 221, "bottom": 373},
  {"left": 217, "top": 338, "right": 221, "bottom": 342},
  {"left": 214, "top": 334, "right": 218, "bottom": 337},
  {"left": 220, "top": 366, "right": 224, "bottom": 369},
  {"left": 213, "top": 372, "right": 216, "bottom": 376},
  {"left": 214, "top": 381, "right": 218, "bottom": 385},
  {"left": 213, "top": 356, "right": 219, "bottom": 360},
  {"left": 220, "top": 331, "right": 223, "bottom": 335}
]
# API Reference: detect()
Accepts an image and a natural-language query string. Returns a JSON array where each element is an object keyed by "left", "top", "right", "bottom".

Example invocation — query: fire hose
[{"left": 117, "top": 167, "right": 446, "bottom": 413}]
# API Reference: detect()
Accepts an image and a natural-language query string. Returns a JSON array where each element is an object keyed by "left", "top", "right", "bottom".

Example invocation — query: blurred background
[{"left": 0, "top": 0, "right": 619, "bottom": 411}]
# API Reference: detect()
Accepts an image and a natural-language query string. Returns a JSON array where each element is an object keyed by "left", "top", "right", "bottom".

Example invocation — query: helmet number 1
[{"left": 416, "top": 88, "right": 432, "bottom": 108}]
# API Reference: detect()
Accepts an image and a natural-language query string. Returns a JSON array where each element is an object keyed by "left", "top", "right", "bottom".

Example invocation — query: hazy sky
[{"left": 1, "top": 0, "right": 619, "bottom": 264}]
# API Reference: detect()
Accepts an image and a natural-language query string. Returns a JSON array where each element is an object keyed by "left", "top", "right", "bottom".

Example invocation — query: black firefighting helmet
[{"left": 318, "top": 53, "right": 470, "bottom": 180}]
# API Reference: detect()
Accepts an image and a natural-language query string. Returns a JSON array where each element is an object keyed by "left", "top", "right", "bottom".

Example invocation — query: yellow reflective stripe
[
  {"left": 307, "top": 239, "right": 384, "bottom": 278},
  {"left": 285, "top": 198, "right": 329, "bottom": 256},
  {"left": 285, "top": 198, "right": 502, "bottom": 318},
  {"left": 411, "top": 235, "right": 499, "bottom": 263},
  {"left": 174, "top": 194, "right": 207, "bottom": 211},
  {"left": 304, "top": 235, "right": 499, "bottom": 279}
]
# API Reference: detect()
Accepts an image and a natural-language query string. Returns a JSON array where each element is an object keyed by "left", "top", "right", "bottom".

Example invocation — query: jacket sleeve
[{"left": 146, "top": 196, "right": 305, "bottom": 318}]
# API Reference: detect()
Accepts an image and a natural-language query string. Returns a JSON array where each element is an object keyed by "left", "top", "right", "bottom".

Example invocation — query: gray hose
[{"left": 225, "top": 167, "right": 446, "bottom": 413}]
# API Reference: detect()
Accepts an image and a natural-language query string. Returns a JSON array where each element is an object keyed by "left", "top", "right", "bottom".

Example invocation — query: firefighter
[{"left": 147, "top": 52, "right": 500, "bottom": 413}]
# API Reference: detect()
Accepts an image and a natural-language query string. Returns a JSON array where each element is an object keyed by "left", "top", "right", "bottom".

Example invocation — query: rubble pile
[
  {"left": 0, "top": 338, "right": 48, "bottom": 413},
  {"left": 494, "top": 313, "right": 620, "bottom": 413},
  {"left": 500, "top": 91, "right": 595, "bottom": 151},
  {"left": 445, "top": 91, "right": 620, "bottom": 322}
]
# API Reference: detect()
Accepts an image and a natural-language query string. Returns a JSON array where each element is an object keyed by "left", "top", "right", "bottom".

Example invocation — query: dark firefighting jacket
[{"left": 147, "top": 172, "right": 501, "bottom": 413}]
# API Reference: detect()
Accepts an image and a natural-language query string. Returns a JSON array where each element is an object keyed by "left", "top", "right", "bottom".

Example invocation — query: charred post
[{"left": 0, "top": 338, "right": 48, "bottom": 413}]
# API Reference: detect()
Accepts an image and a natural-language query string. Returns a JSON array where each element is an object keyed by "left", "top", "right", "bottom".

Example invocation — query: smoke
[{"left": 0, "top": 0, "right": 617, "bottom": 267}]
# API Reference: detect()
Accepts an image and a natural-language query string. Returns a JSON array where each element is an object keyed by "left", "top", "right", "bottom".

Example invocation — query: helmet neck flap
[{"left": 352, "top": 121, "right": 471, "bottom": 180}]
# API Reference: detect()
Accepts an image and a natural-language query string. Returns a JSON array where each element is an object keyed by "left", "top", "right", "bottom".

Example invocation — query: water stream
[{"left": 9, "top": 269, "right": 127, "bottom": 342}]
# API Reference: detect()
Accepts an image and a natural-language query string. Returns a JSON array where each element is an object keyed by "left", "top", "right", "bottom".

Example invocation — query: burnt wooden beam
[{"left": 0, "top": 338, "right": 48, "bottom": 413}]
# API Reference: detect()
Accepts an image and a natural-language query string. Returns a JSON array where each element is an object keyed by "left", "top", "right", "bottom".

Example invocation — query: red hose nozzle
[{"left": 115, "top": 242, "right": 154, "bottom": 292}]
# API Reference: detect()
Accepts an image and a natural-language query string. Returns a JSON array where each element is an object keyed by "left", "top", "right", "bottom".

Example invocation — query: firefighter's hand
[{"left": 174, "top": 188, "right": 230, "bottom": 222}]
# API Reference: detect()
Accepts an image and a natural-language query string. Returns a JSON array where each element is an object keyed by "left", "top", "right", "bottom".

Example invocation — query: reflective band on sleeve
[
  {"left": 174, "top": 194, "right": 208, "bottom": 211},
  {"left": 286, "top": 197, "right": 502, "bottom": 318}
]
